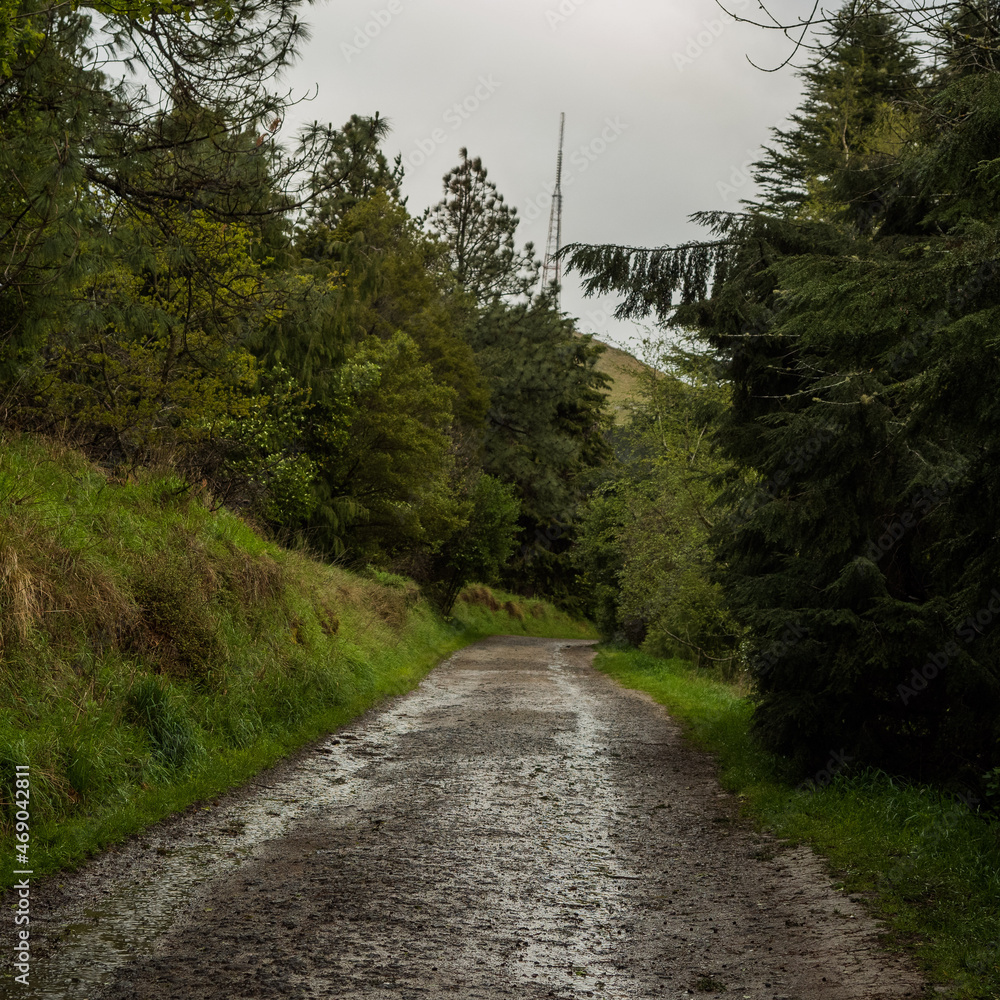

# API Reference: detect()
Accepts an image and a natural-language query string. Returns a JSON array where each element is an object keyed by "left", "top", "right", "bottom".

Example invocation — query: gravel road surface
[{"left": 7, "top": 636, "right": 927, "bottom": 999}]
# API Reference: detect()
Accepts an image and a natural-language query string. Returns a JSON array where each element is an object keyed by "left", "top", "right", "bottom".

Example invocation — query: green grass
[
  {"left": 451, "top": 583, "right": 597, "bottom": 640},
  {"left": 596, "top": 646, "right": 1000, "bottom": 1000},
  {"left": 590, "top": 338, "right": 650, "bottom": 424},
  {"left": 0, "top": 433, "right": 593, "bottom": 887}
]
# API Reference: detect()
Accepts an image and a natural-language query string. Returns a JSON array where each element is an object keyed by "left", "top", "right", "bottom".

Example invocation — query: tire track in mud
[{"left": 5, "top": 637, "right": 926, "bottom": 999}]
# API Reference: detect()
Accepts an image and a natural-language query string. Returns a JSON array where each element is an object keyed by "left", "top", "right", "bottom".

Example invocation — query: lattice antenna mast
[{"left": 541, "top": 112, "right": 565, "bottom": 305}]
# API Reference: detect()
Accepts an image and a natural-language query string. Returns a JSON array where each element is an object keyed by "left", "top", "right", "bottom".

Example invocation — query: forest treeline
[
  {"left": 570, "top": 1, "right": 1000, "bottom": 792},
  {"left": 0, "top": 0, "right": 612, "bottom": 613}
]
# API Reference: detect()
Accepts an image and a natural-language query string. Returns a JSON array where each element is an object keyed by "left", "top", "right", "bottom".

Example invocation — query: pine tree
[
  {"left": 298, "top": 113, "right": 404, "bottom": 253},
  {"left": 426, "top": 149, "right": 539, "bottom": 302},
  {"left": 750, "top": 8, "right": 923, "bottom": 226},
  {"left": 314, "top": 330, "right": 462, "bottom": 563}
]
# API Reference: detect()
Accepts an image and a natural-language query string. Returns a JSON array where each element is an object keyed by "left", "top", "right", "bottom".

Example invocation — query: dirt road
[{"left": 9, "top": 637, "right": 926, "bottom": 999}]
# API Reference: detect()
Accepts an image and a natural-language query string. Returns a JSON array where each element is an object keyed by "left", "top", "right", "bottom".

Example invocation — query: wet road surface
[{"left": 8, "top": 637, "right": 925, "bottom": 999}]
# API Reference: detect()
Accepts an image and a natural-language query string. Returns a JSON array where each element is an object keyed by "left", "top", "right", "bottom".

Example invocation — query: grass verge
[
  {"left": 596, "top": 646, "right": 1000, "bottom": 1000},
  {"left": 0, "top": 434, "right": 593, "bottom": 888}
]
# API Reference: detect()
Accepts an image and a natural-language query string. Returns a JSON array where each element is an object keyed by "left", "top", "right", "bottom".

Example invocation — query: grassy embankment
[
  {"left": 0, "top": 434, "right": 594, "bottom": 888},
  {"left": 597, "top": 647, "right": 1000, "bottom": 999}
]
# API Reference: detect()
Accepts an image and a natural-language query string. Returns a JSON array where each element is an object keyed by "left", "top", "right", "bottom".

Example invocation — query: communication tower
[{"left": 541, "top": 112, "right": 565, "bottom": 306}]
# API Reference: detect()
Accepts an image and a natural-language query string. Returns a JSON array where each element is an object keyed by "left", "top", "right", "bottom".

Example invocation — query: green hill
[{"left": 591, "top": 339, "right": 650, "bottom": 422}]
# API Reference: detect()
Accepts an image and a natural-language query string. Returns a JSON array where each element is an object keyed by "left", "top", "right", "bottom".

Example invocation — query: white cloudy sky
[{"left": 279, "top": 0, "right": 811, "bottom": 352}]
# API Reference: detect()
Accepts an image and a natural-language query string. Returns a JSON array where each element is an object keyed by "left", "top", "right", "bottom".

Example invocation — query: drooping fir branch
[
  {"left": 561, "top": 240, "right": 725, "bottom": 321},
  {"left": 561, "top": 211, "right": 760, "bottom": 321},
  {"left": 562, "top": 210, "right": 859, "bottom": 322}
]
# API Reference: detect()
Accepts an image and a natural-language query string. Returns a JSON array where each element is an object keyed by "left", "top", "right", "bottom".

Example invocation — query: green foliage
[
  {"left": 469, "top": 294, "right": 611, "bottom": 599},
  {"left": 0, "top": 0, "right": 370, "bottom": 420},
  {"left": 426, "top": 147, "right": 540, "bottom": 302},
  {"left": 267, "top": 190, "right": 491, "bottom": 564},
  {"left": 299, "top": 112, "right": 404, "bottom": 240},
  {"left": 34, "top": 210, "right": 276, "bottom": 462},
  {"left": 749, "top": 8, "right": 924, "bottom": 223},
  {"left": 576, "top": 337, "right": 736, "bottom": 659},
  {"left": 0, "top": 0, "right": 350, "bottom": 327},
  {"left": 453, "top": 475, "right": 521, "bottom": 580},
  {"left": 317, "top": 330, "right": 462, "bottom": 563},
  {"left": 567, "top": 2, "right": 1000, "bottom": 781},
  {"left": 324, "top": 191, "right": 488, "bottom": 430},
  {"left": 574, "top": 483, "right": 625, "bottom": 638},
  {"left": 418, "top": 148, "right": 613, "bottom": 602},
  {"left": 426, "top": 474, "right": 521, "bottom": 614},
  {"left": 202, "top": 366, "right": 318, "bottom": 523},
  {"left": 0, "top": 0, "right": 612, "bottom": 616}
]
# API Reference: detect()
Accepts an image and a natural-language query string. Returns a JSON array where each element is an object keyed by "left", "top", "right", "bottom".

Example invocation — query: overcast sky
[{"left": 280, "top": 0, "right": 810, "bottom": 353}]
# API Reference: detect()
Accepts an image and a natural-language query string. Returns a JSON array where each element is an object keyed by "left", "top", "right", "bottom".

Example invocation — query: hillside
[
  {"left": 591, "top": 338, "right": 650, "bottom": 422},
  {"left": 0, "top": 434, "right": 594, "bottom": 883}
]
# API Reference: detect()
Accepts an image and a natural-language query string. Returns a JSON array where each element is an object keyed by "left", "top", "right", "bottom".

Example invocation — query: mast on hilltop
[{"left": 541, "top": 112, "right": 565, "bottom": 307}]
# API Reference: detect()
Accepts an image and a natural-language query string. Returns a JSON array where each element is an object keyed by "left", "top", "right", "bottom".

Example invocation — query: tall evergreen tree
[
  {"left": 426, "top": 149, "right": 539, "bottom": 302},
  {"left": 749, "top": 7, "right": 923, "bottom": 225},
  {"left": 320, "top": 191, "right": 488, "bottom": 430},
  {"left": 297, "top": 112, "right": 404, "bottom": 252},
  {"left": 568, "top": 2, "right": 1000, "bottom": 782}
]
